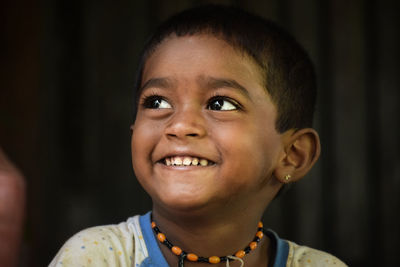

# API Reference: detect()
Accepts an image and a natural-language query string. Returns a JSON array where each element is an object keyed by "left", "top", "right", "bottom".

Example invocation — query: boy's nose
[{"left": 164, "top": 108, "right": 207, "bottom": 139}]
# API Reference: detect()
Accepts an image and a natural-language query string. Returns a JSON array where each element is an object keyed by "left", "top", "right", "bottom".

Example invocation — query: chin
[{"left": 155, "top": 191, "right": 213, "bottom": 213}]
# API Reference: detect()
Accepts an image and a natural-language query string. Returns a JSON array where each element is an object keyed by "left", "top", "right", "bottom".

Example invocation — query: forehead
[{"left": 141, "top": 34, "right": 265, "bottom": 90}]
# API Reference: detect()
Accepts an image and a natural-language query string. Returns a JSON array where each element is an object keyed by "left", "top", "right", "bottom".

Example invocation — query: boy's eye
[
  {"left": 142, "top": 95, "right": 172, "bottom": 109},
  {"left": 207, "top": 97, "right": 238, "bottom": 111}
]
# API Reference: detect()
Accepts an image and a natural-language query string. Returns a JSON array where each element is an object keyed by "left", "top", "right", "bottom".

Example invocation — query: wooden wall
[{"left": 1, "top": 0, "right": 398, "bottom": 266}]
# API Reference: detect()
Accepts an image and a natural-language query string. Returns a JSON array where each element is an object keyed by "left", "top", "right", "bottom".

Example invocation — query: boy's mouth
[{"left": 160, "top": 156, "right": 215, "bottom": 166}]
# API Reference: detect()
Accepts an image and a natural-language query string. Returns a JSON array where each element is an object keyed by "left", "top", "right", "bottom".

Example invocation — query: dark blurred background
[{"left": 1, "top": 0, "right": 399, "bottom": 266}]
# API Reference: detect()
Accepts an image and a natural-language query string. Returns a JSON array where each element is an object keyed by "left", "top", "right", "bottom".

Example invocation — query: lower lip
[{"left": 153, "top": 163, "right": 218, "bottom": 182}]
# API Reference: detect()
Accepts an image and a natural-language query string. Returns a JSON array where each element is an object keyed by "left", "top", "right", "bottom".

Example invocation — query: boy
[{"left": 50, "top": 5, "right": 346, "bottom": 267}]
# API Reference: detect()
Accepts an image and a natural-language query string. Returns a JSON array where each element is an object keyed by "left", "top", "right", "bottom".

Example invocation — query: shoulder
[
  {"left": 286, "top": 240, "right": 347, "bottom": 267},
  {"left": 49, "top": 219, "right": 137, "bottom": 267}
]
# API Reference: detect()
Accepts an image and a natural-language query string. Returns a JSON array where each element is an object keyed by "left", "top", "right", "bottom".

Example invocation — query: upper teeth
[{"left": 165, "top": 156, "right": 210, "bottom": 166}]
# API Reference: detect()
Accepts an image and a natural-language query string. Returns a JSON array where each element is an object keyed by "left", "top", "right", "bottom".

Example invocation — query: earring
[{"left": 284, "top": 174, "right": 291, "bottom": 182}]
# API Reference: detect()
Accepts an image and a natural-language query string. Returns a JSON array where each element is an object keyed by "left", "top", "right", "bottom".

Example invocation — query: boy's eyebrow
[
  {"left": 203, "top": 77, "right": 250, "bottom": 98},
  {"left": 140, "top": 77, "right": 173, "bottom": 92}
]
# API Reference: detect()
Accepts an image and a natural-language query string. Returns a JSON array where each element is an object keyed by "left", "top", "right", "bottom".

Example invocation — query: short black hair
[{"left": 134, "top": 4, "right": 317, "bottom": 133}]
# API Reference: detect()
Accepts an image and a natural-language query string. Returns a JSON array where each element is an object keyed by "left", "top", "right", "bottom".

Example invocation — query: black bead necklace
[{"left": 151, "top": 220, "right": 265, "bottom": 267}]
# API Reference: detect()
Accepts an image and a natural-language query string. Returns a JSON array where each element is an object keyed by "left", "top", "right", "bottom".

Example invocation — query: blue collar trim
[
  {"left": 139, "top": 211, "right": 169, "bottom": 267},
  {"left": 265, "top": 229, "right": 289, "bottom": 267}
]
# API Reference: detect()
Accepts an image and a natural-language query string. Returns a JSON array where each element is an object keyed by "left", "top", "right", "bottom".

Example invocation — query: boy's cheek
[{"left": 130, "top": 125, "right": 153, "bottom": 164}]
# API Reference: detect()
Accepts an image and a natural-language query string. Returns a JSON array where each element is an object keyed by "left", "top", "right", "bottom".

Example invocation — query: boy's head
[
  {"left": 134, "top": 4, "right": 317, "bottom": 133},
  {"left": 130, "top": 5, "right": 320, "bottom": 215}
]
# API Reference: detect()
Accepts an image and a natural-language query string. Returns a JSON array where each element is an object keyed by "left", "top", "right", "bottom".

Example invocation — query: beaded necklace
[{"left": 151, "top": 220, "right": 265, "bottom": 267}]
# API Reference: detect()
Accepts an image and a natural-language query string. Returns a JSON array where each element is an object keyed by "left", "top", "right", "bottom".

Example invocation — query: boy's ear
[{"left": 273, "top": 128, "right": 320, "bottom": 184}]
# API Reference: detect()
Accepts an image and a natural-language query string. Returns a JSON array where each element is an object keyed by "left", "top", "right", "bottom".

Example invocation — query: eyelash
[
  {"left": 140, "top": 93, "right": 242, "bottom": 110},
  {"left": 140, "top": 93, "right": 169, "bottom": 109},
  {"left": 207, "top": 95, "right": 242, "bottom": 110}
]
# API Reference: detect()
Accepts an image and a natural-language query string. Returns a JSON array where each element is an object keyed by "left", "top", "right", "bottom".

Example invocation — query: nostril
[{"left": 166, "top": 132, "right": 200, "bottom": 139}]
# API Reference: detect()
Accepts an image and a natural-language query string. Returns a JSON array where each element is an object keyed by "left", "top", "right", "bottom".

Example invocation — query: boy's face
[{"left": 131, "top": 34, "right": 284, "bottom": 214}]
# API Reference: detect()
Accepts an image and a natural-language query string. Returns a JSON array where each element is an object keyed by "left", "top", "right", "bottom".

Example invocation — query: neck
[{"left": 151, "top": 205, "right": 272, "bottom": 267}]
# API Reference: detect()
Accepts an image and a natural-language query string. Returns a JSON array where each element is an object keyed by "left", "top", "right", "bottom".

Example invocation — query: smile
[{"left": 161, "top": 156, "right": 215, "bottom": 166}]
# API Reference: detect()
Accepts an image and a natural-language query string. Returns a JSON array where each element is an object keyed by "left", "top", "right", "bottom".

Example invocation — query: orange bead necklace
[{"left": 151, "top": 220, "right": 265, "bottom": 267}]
